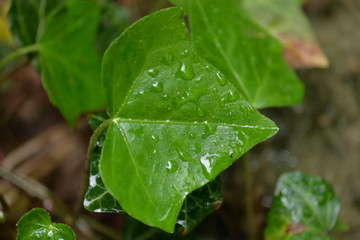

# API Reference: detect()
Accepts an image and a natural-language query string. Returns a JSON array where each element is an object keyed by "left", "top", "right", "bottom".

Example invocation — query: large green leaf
[
  {"left": 85, "top": 113, "right": 223, "bottom": 232},
  {"left": 38, "top": 0, "right": 106, "bottom": 126},
  {"left": 100, "top": 7, "right": 278, "bottom": 232},
  {"left": 172, "top": 0, "right": 304, "bottom": 109},
  {"left": 16, "top": 208, "right": 75, "bottom": 240},
  {"left": 265, "top": 171, "right": 341, "bottom": 240},
  {"left": 9, "top": 0, "right": 65, "bottom": 46},
  {"left": 242, "top": 0, "right": 329, "bottom": 69}
]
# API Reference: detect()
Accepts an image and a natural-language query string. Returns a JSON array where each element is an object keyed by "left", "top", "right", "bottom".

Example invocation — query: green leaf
[
  {"left": 86, "top": 113, "right": 223, "bottom": 232},
  {"left": 176, "top": 178, "right": 222, "bottom": 233},
  {"left": 175, "top": 0, "right": 304, "bottom": 109},
  {"left": 96, "top": 0, "right": 130, "bottom": 55},
  {"left": 122, "top": 217, "right": 194, "bottom": 240},
  {"left": 9, "top": 0, "right": 65, "bottom": 46},
  {"left": 265, "top": 171, "right": 341, "bottom": 240},
  {"left": 38, "top": 0, "right": 106, "bottom": 126},
  {"left": 16, "top": 208, "right": 75, "bottom": 240},
  {"left": 242, "top": 0, "right": 329, "bottom": 69},
  {"left": 84, "top": 113, "right": 125, "bottom": 213},
  {"left": 100, "top": 7, "right": 278, "bottom": 232}
]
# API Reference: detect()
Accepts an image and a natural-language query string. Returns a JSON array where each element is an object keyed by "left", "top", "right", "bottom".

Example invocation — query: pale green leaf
[{"left": 100, "top": 7, "right": 278, "bottom": 232}]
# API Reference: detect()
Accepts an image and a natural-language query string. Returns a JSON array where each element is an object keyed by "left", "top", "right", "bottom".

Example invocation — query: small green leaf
[
  {"left": 16, "top": 208, "right": 75, "bottom": 240},
  {"left": 100, "top": 7, "right": 277, "bottom": 232},
  {"left": 242, "top": 0, "right": 329, "bottom": 68},
  {"left": 265, "top": 171, "right": 341, "bottom": 240},
  {"left": 176, "top": 179, "right": 222, "bottom": 233},
  {"left": 38, "top": 0, "right": 106, "bottom": 126},
  {"left": 174, "top": 0, "right": 304, "bottom": 109}
]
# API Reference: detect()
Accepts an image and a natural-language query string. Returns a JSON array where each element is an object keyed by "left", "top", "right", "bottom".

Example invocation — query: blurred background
[{"left": 0, "top": 0, "right": 359, "bottom": 239}]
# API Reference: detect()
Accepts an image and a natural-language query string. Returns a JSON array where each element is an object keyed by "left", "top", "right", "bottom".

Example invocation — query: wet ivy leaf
[
  {"left": 172, "top": 0, "right": 304, "bottom": 109},
  {"left": 9, "top": 0, "right": 65, "bottom": 46},
  {"left": 96, "top": 0, "right": 130, "bottom": 55},
  {"left": 100, "top": 7, "right": 278, "bottom": 232},
  {"left": 176, "top": 178, "right": 222, "bottom": 234},
  {"left": 86, "top": 113, "right": 223, "bottom": 232},
  {"left": 265, "top": 171, "right": 342, "bottom": 240},
  {"left": 16, "top": 208, "right": 75, "bottom": 240},
  {"left": 122, "top": 217, "right": 194, "bottom": 240},
  {"left": 84, "top": 113, "right": 125, "bottom": 213},
  {"left": 38, "top": 0, "right": 106, "bottom": 126},
  {"left": 242, "top": 0, "right": 329, "bottom": 69}
]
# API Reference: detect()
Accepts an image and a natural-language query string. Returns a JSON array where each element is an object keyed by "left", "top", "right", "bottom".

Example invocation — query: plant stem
[
  {"left": 243, "top": 152, "right": 256, "bottom": 240},
  {"left": 0, "top": 44, "right": 38, "bottom": 70},
  {"left": 75, "top": 118, "right": 114, "bottom": 214}
]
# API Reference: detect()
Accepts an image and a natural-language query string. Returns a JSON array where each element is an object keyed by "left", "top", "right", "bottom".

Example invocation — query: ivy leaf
[
  {"left": 16, "top": 208, "right": 75, "bottom": 240},
  {"left": 38, "top": 0, "right": 106, "bottom": 126},
  {"left": 176, "top": 178, "right": 222, "bottom": 234},
  {"left": 265, "top": 171, "right": 342, "bottom": 240},
  {"left": 100, "top": 7, "right": 278, "bottom": 232},
  {"left": 86, "top": 113, "right": 223, "bottom": 232},
  {"left": 242, "top": 0, "right": 329, "bottom": 69},
  {"left": 9, "top": 0, "right": 65, "bottom": 46},
  {"left": 172, "top": 0, "right": 304, "bottom": 109}
]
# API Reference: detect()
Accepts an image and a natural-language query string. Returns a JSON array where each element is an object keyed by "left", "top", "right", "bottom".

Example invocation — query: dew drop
[
  {"left": 205, "top": 65, "right": 213, "bottom": 72},
  {"left": 202, "top": 124, "right": 217, "bottom": 139},
  {"left": 177, "top": 149, "right": 194, "bottom": 162},
  {"left": 189, "top": 133, "right": 195, "bottom": 139},
  {"left": 151, "top": 135, "right": 159, "bottom": 142},
  {"left": 166, "top": 160, "right": 179, "bottom": 173},
  {"left": 181, "top": 49, "right": 189, "bottom": 56},
  {"left": 175, "top": 61, "right": 194, "bottom": 80},
  {"left": 200, "top": 153, "right": 219, "bottom": 179},
  {"left": 147, "top": 69, "right": 159, "bottom": 77},
  {"left": 216, "top": 72, "right": 227, "bottom": 86},
  {"left": 196, "top": 105, "right": 206, "bottom": 117},
  {"left": 162, "top": 94, "right": 169, "bottom": 101},
  {"left": 150, "top": 81, "right": 164, "bottom": 92}
]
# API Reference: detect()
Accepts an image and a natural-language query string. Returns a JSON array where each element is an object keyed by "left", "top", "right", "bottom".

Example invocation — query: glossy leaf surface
[
  {"left": 86, "top": 113, "right": 223, "bottom": 232},
  {"left": 16, "top": 208, "right": 75, "bottom": 240},
  {"left": 265, "top": 171, "right": 341, "bottom": 240},
  {"left": 175, "top": 0, "right": 304, "bottom": 108},
  {"left": 243, "top": 0, "right": 329, "bottom": 69},
  {"left": 100, "top": 7, "right": 278, "bottom": 232},
  {"left": 38, "top": 0, "right": 106, "bottom": 126}
]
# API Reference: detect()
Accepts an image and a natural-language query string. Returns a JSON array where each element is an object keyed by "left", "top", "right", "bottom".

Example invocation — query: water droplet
[
  {"left": 150, "top": 81, "right": 164, "bottom": 92},
  {"left": 202, "top": 124, "right": 217, "bottom": 139},
  {"left": 205, "top": 65, "right": 213, "bottom": 72},
  {"left": 175, "top": 61, "right": 194, "bottom": 80},
  {"left": 177, "top": 149, "right": 194, "bottom": 162},
  {"left": 196, "top": 105, "right": 206, "bottom": 117},
  {"left": 148, "top": 69, "right": 159, "bottom": 77},
  {"left": 216, "top": 72, "right": 227, "bottom": 86},
  {"left": 193, "top": 54, "right": 200, "bottom": 63},
  {"left": 189, "top": 133, "right": 195, "bottom": 139},
  {"left": 181, "top": 50, "right": 189, "bottom": 56},
  {"left": 194, "top": 142, "right": 202, "bottom": 153},
  {"left": 139, "top": 90, "right": 144, "bottom": 95},
  {"left": 226, "top": 90, "right": 239, "bottom": 102},
  {"left": 200, "top": 153, "right": 219, "bottom": 178},
  {"left": 166, "top": 160, "right": 179, "bottom": 173},
  {"left": 151, "top": 135, "right": 159, "bottom": 142},
  {"left": 161, "top": 53, "right": 175, "bottom": 66},
  {"left": 162, "top": 94, "right": 169, "bottom": 101}
]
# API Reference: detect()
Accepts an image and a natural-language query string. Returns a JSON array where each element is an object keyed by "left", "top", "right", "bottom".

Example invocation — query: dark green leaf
[
  {"left": 176, "top": 179, "right": 222, "bottom": 233},
  {"left": 175, "top": 0, "right": 304, "bottom": 108},
  {"left": 96, "top": 0, "right": 130, "bottom": 55},
  {"left": 265, "top": 171, "right": 341, "bottom": 240},
  {"left": 86, "top": 113, "right": 223, "bottom": 232},
  {"left": 38, "top": 0, "right": 106, "bottom": 126},
  {"left": 9, "top": 0, "right": 65, "bottom": 46},
  {"left": 16, "top": 208, "right": 75, "bottom": 240},
  {"left": 84, "top": 113, "right": 125, "bottom": 213},
  {"left": 100, "top": 7, "right": 277, "bottom": 232},
  {"left": 122, "top": 217, "right": 194, "bottom": 240}
]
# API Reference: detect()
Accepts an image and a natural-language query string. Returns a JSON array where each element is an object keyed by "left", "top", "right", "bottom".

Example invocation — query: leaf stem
[
  {"left": 243, "top": 152, "right": 256, "bottom": 240},
  {"left": 0, "top": 44, "right": 38, "bottom": 70}
]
